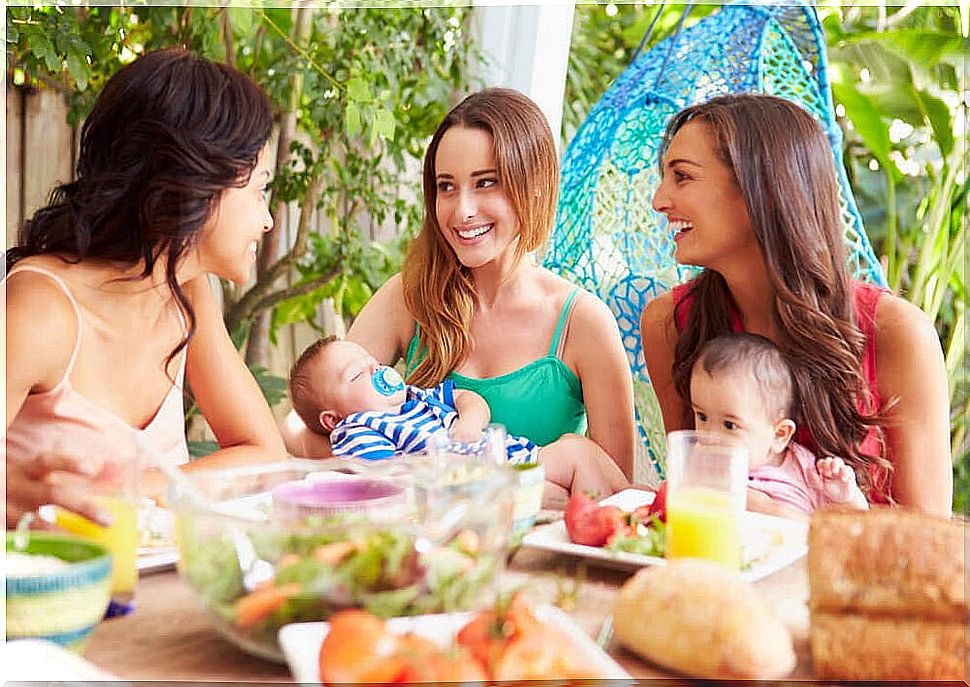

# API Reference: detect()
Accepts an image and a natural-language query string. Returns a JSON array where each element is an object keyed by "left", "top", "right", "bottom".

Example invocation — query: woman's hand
[
  {"left": 280, "top": 411, "right": 333, "bottom": 459},
  {"left": 5, "top": 452, "right": 108, "bottom": 529}
]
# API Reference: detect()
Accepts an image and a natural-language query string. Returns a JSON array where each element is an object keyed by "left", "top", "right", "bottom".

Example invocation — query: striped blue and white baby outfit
[{"left": 330, "top": 380, "right": 537, "bottom": 463}]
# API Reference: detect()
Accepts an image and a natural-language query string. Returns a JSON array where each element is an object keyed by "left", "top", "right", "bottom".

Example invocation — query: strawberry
[
  {"left": 648, "top": 481, "right": 667, "bottom": 522},
  {"left": 564, "top": 491, "right": 599, "bottom": 536},
  {"left": 565, "top": 492, "right": 624, "bottom": 547}
]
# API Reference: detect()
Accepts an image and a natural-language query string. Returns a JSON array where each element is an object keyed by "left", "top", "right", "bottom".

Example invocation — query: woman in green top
[{"left": 283, "top": 89, "right": 636, "bottom": 495}]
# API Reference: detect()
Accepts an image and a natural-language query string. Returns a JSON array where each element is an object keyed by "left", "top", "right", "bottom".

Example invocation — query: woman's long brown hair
[
  {"left": 663, "top": 94, "right": 892, "bottom": 500},
  {"left": 402, "top": 88, "right": 559, "bottom": 386}
]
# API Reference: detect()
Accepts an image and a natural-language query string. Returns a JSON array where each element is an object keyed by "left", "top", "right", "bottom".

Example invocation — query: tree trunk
[{"left": 245, "top": 5, "right": 315, "bottom": 368}]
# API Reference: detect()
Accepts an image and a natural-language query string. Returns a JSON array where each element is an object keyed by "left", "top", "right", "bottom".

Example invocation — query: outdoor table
[{"left": 84, "top": 545, "right": 814, "bottom": 680}]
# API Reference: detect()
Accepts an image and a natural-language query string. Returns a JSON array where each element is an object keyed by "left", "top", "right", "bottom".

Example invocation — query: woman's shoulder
[
  {"left": 4, "top": 260, "right": 81, "bottom": 389},
  {"left": 5, "top": 258, "right": 80, "bottom": 323},
  {"left": 873, "top": 292, "right": 939, "bottom": 356},
  {"left": 536, "top": 271, "right": 610, "bottom": 327},
  {"left": 641, "top": 289, "right": 675, "bottom": 322}
]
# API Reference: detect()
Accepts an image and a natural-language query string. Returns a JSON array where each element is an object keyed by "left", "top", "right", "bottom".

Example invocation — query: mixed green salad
[{"left": 177, "top": 512, "right": 498, "bottom": 649}]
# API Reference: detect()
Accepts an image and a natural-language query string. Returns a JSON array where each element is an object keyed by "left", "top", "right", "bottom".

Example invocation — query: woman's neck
[
  {"left": 718, "top": 259, "right": 778, "bottom": 339},
  {"left": 469, "top": 253, "right": 536, "bottom": 311}
]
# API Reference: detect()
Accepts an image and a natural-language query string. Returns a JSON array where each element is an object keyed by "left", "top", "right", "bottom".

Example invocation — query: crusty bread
[
  {"left": 613, "top": 560, "right": 796, "bottom": 679},
  {"left": 808, "top": 507, "right": 968, "bottom": 680},
  {"left": 811, "top": 611, "right": 967, "bottom": 681},
  {"left": 808, "top": 507, "right": 966, "bottom": 620}
]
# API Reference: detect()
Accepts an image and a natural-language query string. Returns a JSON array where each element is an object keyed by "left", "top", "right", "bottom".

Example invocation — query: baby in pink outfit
[{"left": 689, "top": 333, "right": 869, "bottom": 517}]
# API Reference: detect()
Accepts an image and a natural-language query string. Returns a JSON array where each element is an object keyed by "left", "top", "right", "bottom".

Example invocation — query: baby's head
[
  {"left": 289, "top": 337, "right": 406, "bottom": 435},
  {"left": 690, "top": 333, "right": 796, "bottom": 469}
]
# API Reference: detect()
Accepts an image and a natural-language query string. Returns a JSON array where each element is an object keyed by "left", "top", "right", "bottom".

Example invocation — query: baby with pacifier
[
  {"left": 288, "top": 337, "right": 629, "bottom": 504},
  {"left": 690, "top": 333, "right": 870, "bottom": 518}
]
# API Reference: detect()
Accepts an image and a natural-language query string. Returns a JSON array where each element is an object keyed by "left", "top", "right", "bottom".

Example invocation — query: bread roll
[
  {"left": 612, "top": 560, "right": 796, "bottom": 679},
  {"left": 808, "top": 507, "right": 966, "bottom": 620},
  {"left": 811, "top": 611, "right": 966, "bottom": 681}
]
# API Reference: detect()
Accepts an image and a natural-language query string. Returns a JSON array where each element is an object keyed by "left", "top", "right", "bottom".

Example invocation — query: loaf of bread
[
  {"left": 612, "top": 560, "right": 796, "bottom": 679},
  {"left": 811, "top": 611, "right": 966, "bottom": 681},
  {"left": 808, "top": 507, "right": 968, "bottom": 680},
  {"left": 808, "top": 507, "right": 966, "bottom": 620}
]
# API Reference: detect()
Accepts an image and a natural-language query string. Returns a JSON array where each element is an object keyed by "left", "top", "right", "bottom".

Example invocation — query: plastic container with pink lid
[{"left": 270, "top": 475, "right": 409, "bottom": 522}]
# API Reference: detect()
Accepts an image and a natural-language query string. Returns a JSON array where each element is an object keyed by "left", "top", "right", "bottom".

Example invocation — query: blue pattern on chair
[{"left": 543, "top": 0, "right": 885, "bottom": 484}]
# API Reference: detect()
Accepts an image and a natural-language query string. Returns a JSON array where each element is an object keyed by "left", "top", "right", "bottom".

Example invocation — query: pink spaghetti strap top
[
  {"left": 671, "top": 279, "right": 888, "bottom": 501},
  {"left": 4, "top": 266, "right": 190, "bottom": 470}
]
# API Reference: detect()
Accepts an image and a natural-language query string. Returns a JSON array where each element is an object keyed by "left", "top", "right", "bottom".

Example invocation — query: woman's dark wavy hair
[
  {"left": 6, "top": 47, "right": 274, "bottom": 372},
  {"left": 661, "top": 93, "right": 892, "bottom": 501}
]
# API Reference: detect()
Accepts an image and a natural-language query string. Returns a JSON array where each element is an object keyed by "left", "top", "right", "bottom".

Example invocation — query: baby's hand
[{"left": 816, "top": 456, "right": 869, "bottom": 509}]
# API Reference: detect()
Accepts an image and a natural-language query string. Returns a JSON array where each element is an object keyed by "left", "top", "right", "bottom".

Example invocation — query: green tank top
[{"left": 403, "top": 289, "right": 586, "bottom": 447}]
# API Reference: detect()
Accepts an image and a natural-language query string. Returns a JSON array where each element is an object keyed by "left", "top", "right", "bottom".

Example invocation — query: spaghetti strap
[
  {"left": 6, "top": 265, "right": 83, "bottom": 385},
  {"left": 549, "top": 288, "right": 581, "bottom": 358}
]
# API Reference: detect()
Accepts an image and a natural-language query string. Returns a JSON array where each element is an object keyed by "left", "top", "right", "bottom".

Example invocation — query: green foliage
[
  {"left": 268, "top": 227, "right": 409, "bottom": 344},
  {"left": 7, "top": 3, "right": 478, "bottom": 419}
]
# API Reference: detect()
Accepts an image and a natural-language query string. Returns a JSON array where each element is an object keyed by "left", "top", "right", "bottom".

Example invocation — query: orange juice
[
  {"left": 665, "top": 487, "right": 741, "bottom": 569},
  {"left": 55, "top": 496, "right": 138, "bottom": 600}
]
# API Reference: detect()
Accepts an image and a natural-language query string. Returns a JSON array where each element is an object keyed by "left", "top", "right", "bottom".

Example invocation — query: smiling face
[
  {"left": 652, "top": 121, "right": 757, "bottom": 270},
  {"left": 433, "top": 126, "right": 521, "bottom": 271},
  {"left": 196, "top": 144, "right": 274, "bottom": 284},
  {"left": 689, "top": 365, "right": 794, "bottom": 470},
  {"left": 315, "top": 340, "right": 407, "bottom": 432}
]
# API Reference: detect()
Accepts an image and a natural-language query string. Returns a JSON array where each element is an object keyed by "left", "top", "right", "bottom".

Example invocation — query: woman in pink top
[
  {"left": 641, "top": 94, "right": 951, "bottom": 516},
  {"left": 4, "top": 48, "right": 286, "bottom": 529}
]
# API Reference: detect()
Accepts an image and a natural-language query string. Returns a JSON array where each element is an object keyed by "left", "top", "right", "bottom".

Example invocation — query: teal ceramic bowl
[{"left": 6, "top": 531, "right": 112, "bottom": 652}]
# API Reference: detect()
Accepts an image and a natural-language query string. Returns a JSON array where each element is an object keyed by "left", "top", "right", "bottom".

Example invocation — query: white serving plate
[
  {"left": 278, "top": 604, "right": 632, "bottom": 683},
  {"left": 522, "top": 488, "right": 808, "bottom": 582}
]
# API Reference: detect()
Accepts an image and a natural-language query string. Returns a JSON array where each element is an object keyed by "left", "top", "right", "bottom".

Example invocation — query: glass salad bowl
[{"left": 170, "top": 456, "right": 514, "bottom": 662}]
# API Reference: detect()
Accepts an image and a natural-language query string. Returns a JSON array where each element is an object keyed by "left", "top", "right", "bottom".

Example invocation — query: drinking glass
[
  {"left": 664, "top": 430, "right": 748, "bottom": 570},
  {"left": 54, "top": 445, "right": 140, "bottom": 611},
  {"left": 427, "top": 423, "right": 509, "bottom": 465}
]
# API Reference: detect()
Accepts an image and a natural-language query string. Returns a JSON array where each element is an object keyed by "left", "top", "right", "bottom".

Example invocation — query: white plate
[
  {"left": 522, "top": 488, "right": 808, "bottom": 582},
  {"left": 137, "top": 502, "right": 178, "bottom": 573},
  {"left": 278, "top": 604, "right": 632, "bottom": 683}
]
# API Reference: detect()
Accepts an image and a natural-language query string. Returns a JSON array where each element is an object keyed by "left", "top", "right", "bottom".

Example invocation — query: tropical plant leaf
[
  {"left": 841, "top": 29, "right": 967, "bottom": 70},
  {"left": 910, "top": 88, "right": 955, "bottom": 158},
  {"left": 830, "top": 81, "right": 893, "bottom": 168}
]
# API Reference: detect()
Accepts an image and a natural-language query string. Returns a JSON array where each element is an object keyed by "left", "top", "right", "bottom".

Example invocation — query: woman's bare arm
[
  {"left": 570, "top": 294, "right": 637, "bottom": 480},
  {"left": 183, "top": 276, "right": 286, "bottom": 471},
  {"left": 641, "top": 292, "right": 689, "bottom": 433},
  {"left": 874, "top": 295, "right": 952, "bottom": 515}
]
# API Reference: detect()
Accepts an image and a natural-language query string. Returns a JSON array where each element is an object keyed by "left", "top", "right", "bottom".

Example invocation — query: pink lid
[{"left": 271, "top": 478, "right": 407, "bottom": 520}]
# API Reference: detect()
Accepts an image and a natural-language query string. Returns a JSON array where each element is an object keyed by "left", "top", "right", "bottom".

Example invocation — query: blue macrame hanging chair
[{"left": 543, "top": 0, "right": 886, "bottom": 484}]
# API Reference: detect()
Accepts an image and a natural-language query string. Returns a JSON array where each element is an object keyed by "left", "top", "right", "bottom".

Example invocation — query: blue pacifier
[{"left": 372, "top": 366, "right": 405, "bottom": 396}]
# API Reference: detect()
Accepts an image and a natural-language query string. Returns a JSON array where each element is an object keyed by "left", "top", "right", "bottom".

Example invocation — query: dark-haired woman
[
  {"left": 4, "top": 48, "right": 286, "bottom": 528},
  {"left": 641, "top": 93, "right": 951, "bottom": 516}
]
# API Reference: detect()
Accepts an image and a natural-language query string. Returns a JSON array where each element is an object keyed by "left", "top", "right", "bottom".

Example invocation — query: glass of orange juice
[
  {"left": 664, "top": 430, "right": 747, "bottom": 570},
  {"left": 54, "top": 449, "right": 140, "bottom": 611}
]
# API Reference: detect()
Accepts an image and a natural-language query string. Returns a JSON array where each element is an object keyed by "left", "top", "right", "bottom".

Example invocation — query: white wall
[{"left": 470, "top": 1, "right": 576, "bottom": 152}]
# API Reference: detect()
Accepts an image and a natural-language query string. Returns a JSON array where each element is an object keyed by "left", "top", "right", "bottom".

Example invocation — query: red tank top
[{"left": 671, "top": 279, "right": 889, "bottom": 500}]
